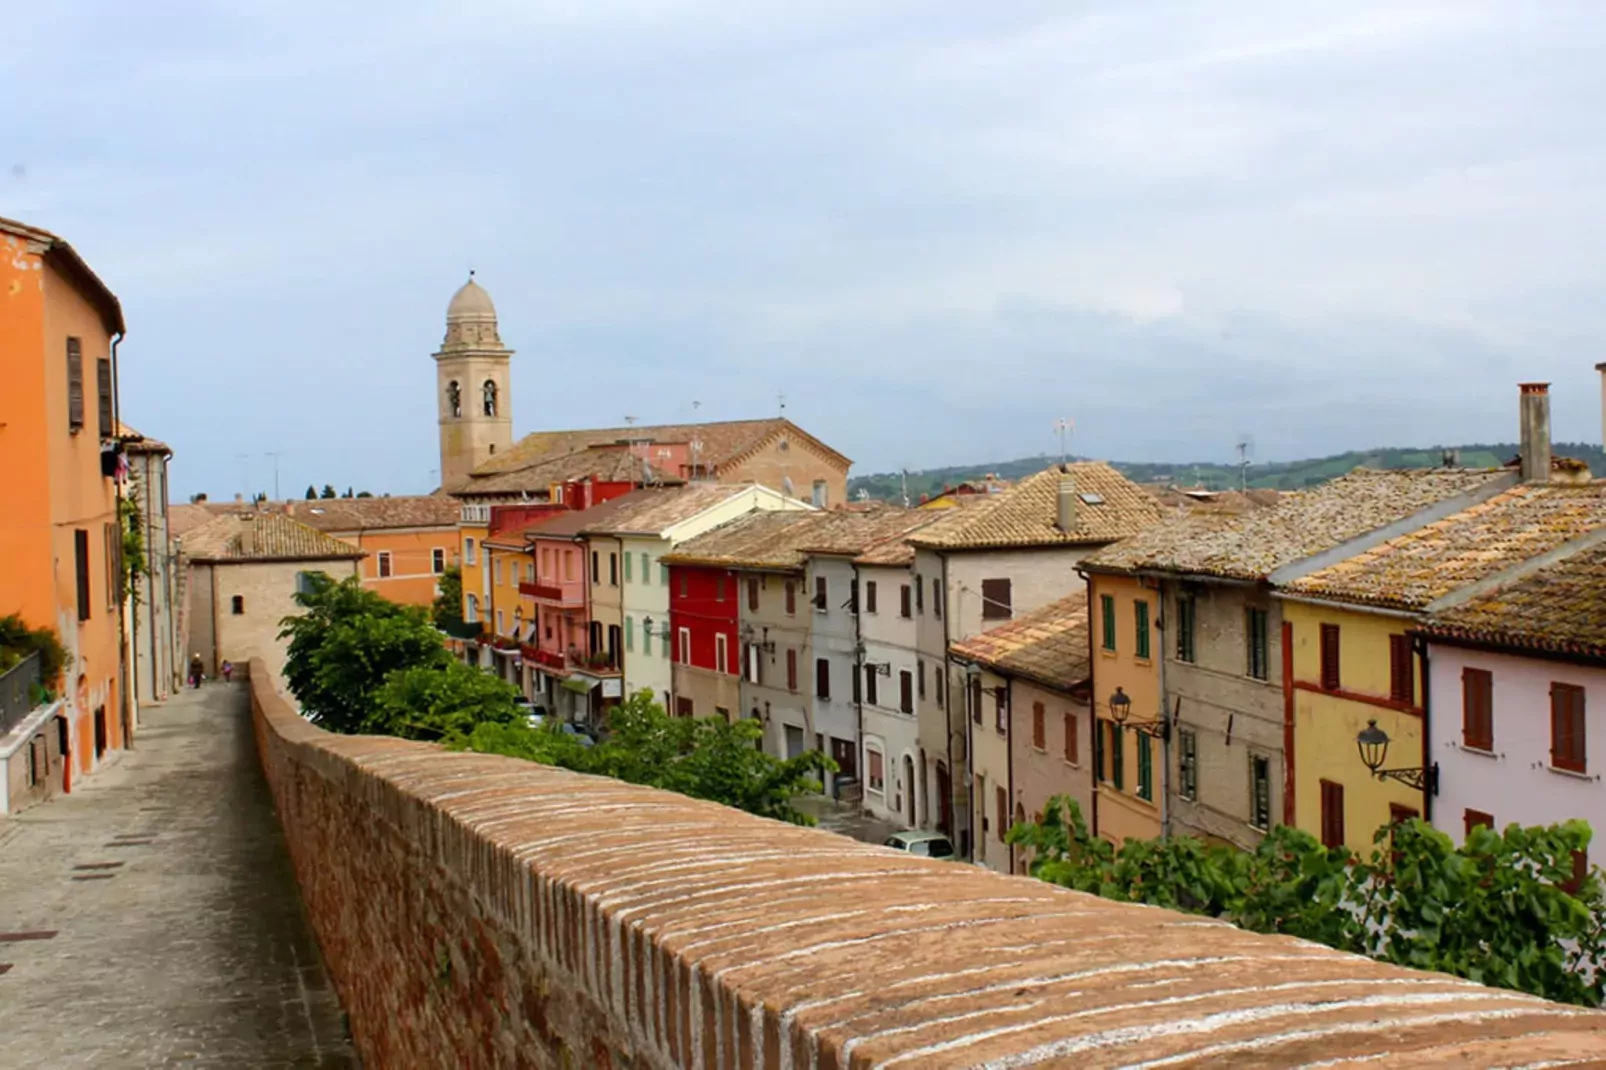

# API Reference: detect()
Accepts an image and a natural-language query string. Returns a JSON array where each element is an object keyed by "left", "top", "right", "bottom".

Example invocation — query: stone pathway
[{"left": 0, "top": 683, "right": 355, "bottom": 1068}]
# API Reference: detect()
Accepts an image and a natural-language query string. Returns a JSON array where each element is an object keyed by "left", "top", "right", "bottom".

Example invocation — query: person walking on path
[
  {"left": 221, "top": 660, "right": 234, "bottom": 684},
  {"left": 189, "top": 653, "right": 204, "bottom": 689}
]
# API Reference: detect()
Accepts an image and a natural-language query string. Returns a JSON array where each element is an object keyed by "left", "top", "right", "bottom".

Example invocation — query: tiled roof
[
  {"left": 578, "top": 484, "right": 779, "bottom": 536},
  {"left": 906, "top": 463, "right": 1164, "bottom": 551},
  {"left": 1286, "top": 483, "right": 1606, "bottom": 611},
  {"left": 1086, "top": 468, "right": 1511, "bottom": 581},
  {"left": 474, "top": 417, "right": 850, "bottom": 478},
  {"left": 182, "top": 512, "right": 364, "bottom": 563},
  {"left": 664, "top": 509, "right": 926, "bottom": 570},
  {"left": 1424, "top": 542, "right": 1606, "bottom": 660},
  {"left": 288, "top": 496, "right": 459, "bottom": 532},
  {"left": 117, "top": 422, "right": 172, "bottom": 455},
  {"left": 456, "top": 445, "right": 677, "bottom": 497},
  {"left": 950, "top": 591, "right": 1091, "bottom": 693},
  {"left": 168, "top": 503, "right": 216, "bottom": 538}
]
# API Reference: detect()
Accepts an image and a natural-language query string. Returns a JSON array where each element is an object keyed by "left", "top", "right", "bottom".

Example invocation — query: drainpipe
[
  {"left": 110, "top": 332, "right": 133, "bottom": 746},
  {"left": 1414, "top": 633, "right": 1434, "bottom": 825},
  {"left": 1076, "top": 566, "right": 1100, "bottom": 840},
  {"left": 1006, "top": 676, "right": 1016, "bottom": 873},
  {"left": 1155, "top": 576, "right": 1170, "bottom": 840}
]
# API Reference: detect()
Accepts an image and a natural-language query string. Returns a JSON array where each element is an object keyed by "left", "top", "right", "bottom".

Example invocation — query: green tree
[
  {"left": 320, "top": 485, "right": 337, "bottom": 499},
  {"left": 431, "top": 565, "right": 465, "bottom": 631},
  {"left": 305, "top": 485, "right": 317, "bottom": 499},
  {"left": 278, "top": 573, "right": 448, "bottom": 733},
  {"left": 370, "top": 660, "right": 522, "bottom": 741}
]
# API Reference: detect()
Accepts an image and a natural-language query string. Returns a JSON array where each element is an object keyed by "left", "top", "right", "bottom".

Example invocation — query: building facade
[
  {"left": 124, "top": 427, "right": 181, "bottom": 704},
  {"left": 436, "top": 275, "right": 514, "bottom": 492},
  {"left": 290, "top": 496, "right": 461, "bottom": 608},
  {"left": 854, "top": 547, "right": 928, "bottom": 828},
  {"left": 667, "top": 564, "right": 742, "bottom": 720}
]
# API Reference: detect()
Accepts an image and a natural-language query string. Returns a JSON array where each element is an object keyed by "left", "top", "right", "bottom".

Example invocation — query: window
[
  {"left": 1464, "top": 808, "right": 1495, "bottom": 839},
  {"left": 745, "top": 643, "right": 761, "bottom": 684},
  {"left": 496, "top": 610, "right": 506, "bottom": 635},
  {"left": 981, "top": 578, "right": 1012, "bottom": 621},
  {"left": 1094, "top": 717, "right": 1105, "bottom": 780},
  {"left": 1251, "top": 755, "right": 1271, "bottom": 830},
  {"left": 623, "top": 552, "right": 633, "bottom": 583},
  {"left": 899, "top": 670, "right": 913, "bottom": 714},
  {"left": 67, "top": 338, "right": 84, "bottom": 432},
  {"left": 970, "top": 676, "right": 982, "bottom": 725},
  {"left": 994, "top": 686, "right": 1008, "bottom": 733},
  {"left": 864, "top": 666, "right": 878, "bottom": 707},
  {"left": 812, "top": 480, "right": 828, "bottom": 508},
  {"left": 609, "top": 553, "right": 618, "bottom": 586},
  {"left": 1032, "top": 702, "right": 1046, "bottom": 750},
  {"left": 661, "top": 562, "right": 669, "bottom": 587},
  {"left": 96, "top": 357, "right": 113, "bottom": 438},
  {"left": 231, "top": 595, "right": 244, "bottom": 615},
  {"left": 641, "top": 553, "right": 651, "bottom": 583},
  {"left": 1179, "top": 730, "right": 1198, "bottom": 801},
  {"left": 464, "top": 537, "right": 477, "bottom": 566},
  {"left": 104, "top": 520, "right": 119, "bottom": 609},
  {"left": 1137, "top": 734, "right": 1153, "bottom": 801},
  {"left": 493, "top": 558, "right": 502, "bottom": 586},
  {"left": 748, "top": 577, "right": 759, "bottom": 611},
  {"left": 1390, "top": 803, "right": 1419, "bottom": 826},
  {"left": 935, "top": 670, "right": 944, "bottom": 708},
  {"left": 814, "top": 576, "right": 828, "bottom": 612},
  {"left": 525, "top": 563, "right": 535, "bottom": 584},
  {"left": 465, "top": 594, "right": 479, "bottom": 622},
  {"left": 432, "top": 548, "right": 446, "bottom": 575},
  {"left": 678, "top": 573, "right": 687, "bottom": 597},
  {"left": 1135, "top": 600, "right": 1150, "bottom": 659},
  {"left": 933, "top": 584, "right": 942, "bottom": 620},
  {"left": 677, "top": 627, "right": 691, "bottom": 664},
  {"left": 1063, "top": 711, "right": 1078, "bottom": 764},
  {"left": 852, "top": 663, "right": 862, "bottom": 704},
  {"left": 1319, "top": 623, "right": 1341, "bottom": 691},
  {"left": 1109, "top": 723, "right": 1124, "bottom": 790},
  {"left": 715, "top": 633, "right": 729, "bottom": 674},
  {"left": 900, "top": 585, "right": 912, "bottom": 618},
  {"left": 541, "top": 547, "right": 552, "bottom": 577},
  {"left": 74, "top": 529, "right": 91, "bottom": 621},
  {"left": 864, "top": 581, "right": 877, "bottom": 613},
  {"left": 377, "top": 551, "right": 393, "bottom": 579},
  {"left": 815, "top": 658, "right": 830, "bottom": 699},
  {"left": 1551, "top": 682, "right": 1587, "bottom": 773},
  {"left": 787, "top": 649, "right": 798, "bottom": 691},
  {"left": 591, "top": 552, "right": 600, "bottom": 584},
  {"left": 1388, "top": 634, "right": 1413, "bottom": 704},
  {"left": 917, "top": 660, "right": 926, "bottom": 699},
  {"left": 1319, "top": 780, "right": 1345, "bottom": 847},
  {"left": 1462, "top": 667, "right": 1493, "bottom": 750},
  {"left": 1247, "top": 608, "right": 1269, "bottom": 680},
  {"left": 915, "top": 575, "right": 924, "bottom": 614},
  {"left": 676, "top": 696, "right": 694, "bottom": 717},
  {"left": 867, "top": 749, "right": 885, "bottom": 792},
  {"left": 1176, "top": 595, "right": 1196, "bottom": 662},
  {"left": 785, "top": 580, "right": 796, "bottom": 615},
  {"left": 625, "top": 616, "right": 634, "bottom": 652}
]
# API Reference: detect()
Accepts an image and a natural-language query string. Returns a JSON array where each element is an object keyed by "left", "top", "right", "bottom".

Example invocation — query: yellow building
[
  {"left": 1280, "top": 478, "right": 1606, "bottom": 853},
  {"left": 1084, "top": 571, "right": 1163, "bottom": 845}
]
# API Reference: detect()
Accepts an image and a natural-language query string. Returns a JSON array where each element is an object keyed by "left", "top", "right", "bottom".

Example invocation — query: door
[
  {"left": 831, "top": 737, "right": 857, "bottom": 779},
  {"left": 935, "top": 762, "right": 952, "bottom": 834},
  {"left": 785, "top": 724, "right": 805, "bottom": 760},
  {"left": 904, "top": 756, "right": 917, "bottom": 825}
]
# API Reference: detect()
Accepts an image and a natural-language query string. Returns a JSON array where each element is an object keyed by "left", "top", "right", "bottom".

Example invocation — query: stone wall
[{"left": 250, "top": 662, "right": 1606, "bottom": 1069}]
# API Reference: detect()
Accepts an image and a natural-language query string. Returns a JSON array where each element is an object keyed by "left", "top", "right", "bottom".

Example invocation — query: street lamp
[
  {"left": 1355, "top": 719, "right": 1439, "bottom": 795},
  {"left": 1107, "top": 685, "right": 1168, "bottom": 741}
]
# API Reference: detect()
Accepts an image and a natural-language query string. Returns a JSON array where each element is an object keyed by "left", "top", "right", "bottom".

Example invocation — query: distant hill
[{"left": 848, "top": 443, "right": 1606, "bottom": 502}]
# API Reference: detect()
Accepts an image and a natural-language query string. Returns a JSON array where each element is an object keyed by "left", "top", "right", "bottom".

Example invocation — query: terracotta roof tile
[
  {"left": 287, "top": 496, "right": 460, "bottom": 532},
  {"left": 665, "top": 509, "right": 927, "bottom": 571},
  {"left": 168, "top": 503, "right": 215, "bottom": 538},
  {"left": 1087, "top": 468, "right": 1512, "bottom": 581},
  {"left": 907, "top": 463, "right": 1164, "bottom": 551},
  {"left": 1287, "top": 483, "right": 1606, "bottom": 611},
  {"left": 950, "top": 591, "right": 1091, "bottom": 692},
  {"left": 456, "top": 445, "right": 678, "bottom": 496},
  {"left": 578, "top": 484, "right": 789, "bottom": 536},
  {"left": 473, "top": 417, "right": 849, "bottom": 478},
  {"left": 1424, "top": 541, "right": 1606, "bottom": 659},
  {"left": 182, "top": 512, "right": 364, "bottom": 563}
]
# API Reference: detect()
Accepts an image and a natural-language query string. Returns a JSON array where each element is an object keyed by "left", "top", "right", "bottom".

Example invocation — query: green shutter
[
  {"left": 1111, "top": 724, "right": 1125, "bottom": 791},
  {"left": 1135, "top": 601, "right": 1150, "bottom": 660},
  {"left": 624, "top": 553, "right": 633, "bottom": 583},
  {"left": 1138, "top": 734, "right": 1153, "bottom": 800},
  {"left": 626, "top": 616, "right": 635, "bottom": 652},
  {"left": 1101, "top": 595, "right": 1116, "bottom": 651}
]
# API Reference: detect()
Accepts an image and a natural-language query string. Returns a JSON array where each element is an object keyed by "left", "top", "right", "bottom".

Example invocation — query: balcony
[
  {"left": 528, "top": 647, "right": 569, "bottom": 672},
  {"left": 0, "top": 651, "right": 42, "bottom": 737},
  {"left": 439, "top": 619, "right": 484, "bottom": 641},
  {"left": 520, "top": 581, "right": 584, "bottom": 607}
]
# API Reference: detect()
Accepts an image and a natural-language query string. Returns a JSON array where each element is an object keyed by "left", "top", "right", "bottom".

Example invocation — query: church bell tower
[{"left": 434, "top": 273, "right": 513, "bottom": 491}]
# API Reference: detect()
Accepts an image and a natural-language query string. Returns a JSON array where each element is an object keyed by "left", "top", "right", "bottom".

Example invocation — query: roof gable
[
  {"left": 949, "top": 592, "right": 1091, "bottom": 693},
  {"left": 182, "top": 512, "right": 364, "bottom": 563},
  {"left": 908, "top": 463, "right": 1163, "bottom": 551}
]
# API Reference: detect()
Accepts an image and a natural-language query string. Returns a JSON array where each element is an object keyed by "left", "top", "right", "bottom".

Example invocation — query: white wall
[{"left": 859, "top": 561, "right": 924, "bottom": 827}]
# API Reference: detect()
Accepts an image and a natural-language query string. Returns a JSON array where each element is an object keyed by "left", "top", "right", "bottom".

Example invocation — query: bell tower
[{"left": 434, "top": 272, "right": 513, "bottom": 491}]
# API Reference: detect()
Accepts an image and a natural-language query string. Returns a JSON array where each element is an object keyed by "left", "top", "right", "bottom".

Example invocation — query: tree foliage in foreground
[
  {"left": 279, "top": 576, "right": 832, "bottom": 823},
  {"left": 1009, "top": 796, "right": 1606, "bottom": 1007},
  {"left": 431, "top": 565, "right": 465, "bottom": 632}
]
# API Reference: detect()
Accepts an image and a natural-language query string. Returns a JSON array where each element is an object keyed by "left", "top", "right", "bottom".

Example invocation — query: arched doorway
[
  {"left": 934, "top": 761, "right": 952, "bottom": 835},
  {"left": 903, "top": 756, "right": 916, "bottom": 826}
]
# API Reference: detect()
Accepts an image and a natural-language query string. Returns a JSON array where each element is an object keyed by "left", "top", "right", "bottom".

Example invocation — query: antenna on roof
[
  {"left": 778, "top": 392, "right": 786, "bottom": 417},
  {"left": 624, "top": 414, "right": 638, "bottom": 426},
  {"left": 1235, "top": 433, "right": 1255, "bottom": 492},
  {"left": 1053, "top": 417, "right": 1075, "bottom": 469}
]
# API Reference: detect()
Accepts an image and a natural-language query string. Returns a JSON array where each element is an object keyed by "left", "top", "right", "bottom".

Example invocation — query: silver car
[{"left": 882, "top": 831, "right": 956, "bottom": 859}]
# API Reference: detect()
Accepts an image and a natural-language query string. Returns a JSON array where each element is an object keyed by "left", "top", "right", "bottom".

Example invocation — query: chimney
[
  {"left": 234, "top": 492, "right": 244, "bottom": 503},
  {"left": 1596, "top": 362, "right": 1606, "bottom": 451},
  {"left": 1056, "top": 465, "right": 1078, "bottom": 533},
  {"left": 1519, "top": 382, "right": 1552, "bottom": 483}
]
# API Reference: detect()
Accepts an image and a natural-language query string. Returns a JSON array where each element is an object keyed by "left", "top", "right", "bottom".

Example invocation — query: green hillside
[{"left": 849, "top": 443, "right": 1606, "bottom": 502}]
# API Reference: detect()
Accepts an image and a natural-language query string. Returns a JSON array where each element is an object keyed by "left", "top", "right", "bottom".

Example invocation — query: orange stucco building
[
  {"left": 286, "top": 496, "right": 461, "bottom": 608},
  {"left": 1, "top": 215, "right": 131, "bottom": 782}
]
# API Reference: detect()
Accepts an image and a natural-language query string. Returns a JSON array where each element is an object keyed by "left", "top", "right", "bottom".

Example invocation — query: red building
[{"left": 666, "top": 564, "right": 741, "bottom": 719}]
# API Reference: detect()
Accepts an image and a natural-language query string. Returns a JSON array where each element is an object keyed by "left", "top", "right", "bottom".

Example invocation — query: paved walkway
[{"left": 0, "top": 683, "right": 355, "bottom": 1068}]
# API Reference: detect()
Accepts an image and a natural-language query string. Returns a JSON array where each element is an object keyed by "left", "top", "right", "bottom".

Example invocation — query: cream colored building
[{"left": 183, "top": 512, "right": 363, "bottom": 694}]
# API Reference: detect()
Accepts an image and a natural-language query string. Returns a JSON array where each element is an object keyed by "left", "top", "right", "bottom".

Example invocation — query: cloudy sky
[{"left": 8, "top": 2, "right": 1605, "bottom": 497}]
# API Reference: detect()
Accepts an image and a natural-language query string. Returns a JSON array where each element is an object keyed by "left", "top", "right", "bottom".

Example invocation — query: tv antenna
[
  {"left": 1235, "top": 434, "right": 1255, "bottom": 492},
  {"left": 624, "top": 414, "right": 638, "bottom": 426},
  {"left": 1053, "top": 417, "right": 1075, "bottom": 468},
  {"left": 777, "top": 392, "right": 786, "bottom": 417},
  {"left": 264, "top": 450, "right": 284, "bottom": 502}
]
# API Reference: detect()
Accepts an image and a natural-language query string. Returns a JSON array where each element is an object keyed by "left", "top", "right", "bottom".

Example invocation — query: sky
[{"left": 7, "top": 2, "right": 1606, "bottom": 499}]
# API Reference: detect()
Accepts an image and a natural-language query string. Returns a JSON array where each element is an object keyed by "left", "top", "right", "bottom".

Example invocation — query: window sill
[
  {"left": 1134, "top": 656, "right": 1153, "bottom": 666},
  {"left": 1100, "top": 648, "right": 1117, "bottom": 658},
  {"left": 1548, "top": 764, "right": 1593, "bottom": 781},
  {"left": 1458, "top": 743, "right": 1497, "bottom": 759},
  {"left": 1032, "top": 745, "right": 1047, "bottom": 755}
]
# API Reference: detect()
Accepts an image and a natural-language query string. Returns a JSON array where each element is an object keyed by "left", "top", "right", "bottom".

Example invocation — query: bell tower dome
[{"left": 434, "top": 272, "right": 513, "bottom": 491}]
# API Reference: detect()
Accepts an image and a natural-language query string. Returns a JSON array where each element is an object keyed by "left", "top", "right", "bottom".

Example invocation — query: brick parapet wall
[{"left": 249, "top": 661, "right": 1606, "bottom": 1068}]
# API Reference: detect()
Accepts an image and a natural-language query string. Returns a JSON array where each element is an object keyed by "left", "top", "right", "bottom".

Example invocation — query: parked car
[{"left": 882, "top": 831, "right": 956, "bottom": 859}]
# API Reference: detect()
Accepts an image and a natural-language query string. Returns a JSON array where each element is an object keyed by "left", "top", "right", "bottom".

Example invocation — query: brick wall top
[{"left": 250, "top": 662, "right": 1606, "bottom": 1068}]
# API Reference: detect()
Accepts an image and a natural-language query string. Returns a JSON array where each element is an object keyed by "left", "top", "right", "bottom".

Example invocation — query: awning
[{"left": 560, "top": 677, "right": 594, "bottom": 695}]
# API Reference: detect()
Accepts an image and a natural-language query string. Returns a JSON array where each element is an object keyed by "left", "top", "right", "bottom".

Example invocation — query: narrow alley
[{"left": 0, "top": 683, "right": 354, "bottom": 1068}]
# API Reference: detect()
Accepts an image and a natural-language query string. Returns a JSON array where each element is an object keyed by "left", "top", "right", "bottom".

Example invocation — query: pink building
[{"left": 1421, "top": 541, "right": 1606, "bottom": 850}]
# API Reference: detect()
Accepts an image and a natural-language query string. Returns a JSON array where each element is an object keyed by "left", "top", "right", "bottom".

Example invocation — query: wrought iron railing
[{"left": 0, "top": 651, "right": 43, "bottom": 738}]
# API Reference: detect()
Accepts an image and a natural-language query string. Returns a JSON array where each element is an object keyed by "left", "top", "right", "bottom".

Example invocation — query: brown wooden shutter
[
  {"left": 66, "top": 338, "right": 85, "bottom": 431},
  {"left": 96, "top": 357, "right": 114, "bottom": 438},
  {"left": 864, "top": 581, "right": 876, "bottom": 613},
  {"left": 1388, "top": 634, "right": 1413, "bottom": 703},
  {"left": 1063, "top": 712, "right": 1078, "bottom": 764},
  {"left": 786, "top": 649, "right": 798, "bottom": 691},
  {"left": 1319, "top": 624, "right": 1341, "bottom": 691},
  {"left": 996, "top": 786, "right": 1007, "bottom": 842},
  {"left": 785, "top": 581, "right": 795, "bottom": 614},
  {"left": 815, "top": 658, "right": 830, "bottom": 699},
  {"left": 970, "top": 676, "right": 982, "bottom": 725},
  {"left": 900, "top": 671, "right": 912, "bottom": 713},
  {"left": 863, "top": 665, "right": 876, "bottom": 706},
  {"left": 1464, "top": 808, "right": 1494, "bottom": 839},
  {"left": 814, "top": 576, "right": 827, "bottom": 609},
  {"left": 1320, "top": 779, "right": 1344, "bottom": 847},
  {"left": 1463, "top": 668, "right": 1493, "bottom": 750},
  {"left": 900, "top": 585, "right": 911, "bottom": 618},
  {"left": 1552, "top": 683, "right": 1586, "bottom": 773},
  {"left": 747, "top": 577, "right": 759, "bottom": 611},
  {"left": 1032, "top": 702, "right": 1045, "bottom": 750},
  {"left": 981, "top": 578, "right": 1012, "bottom": 620},
  {"left": 74, "top": 529, "right": 91, "bottom": 620}
]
